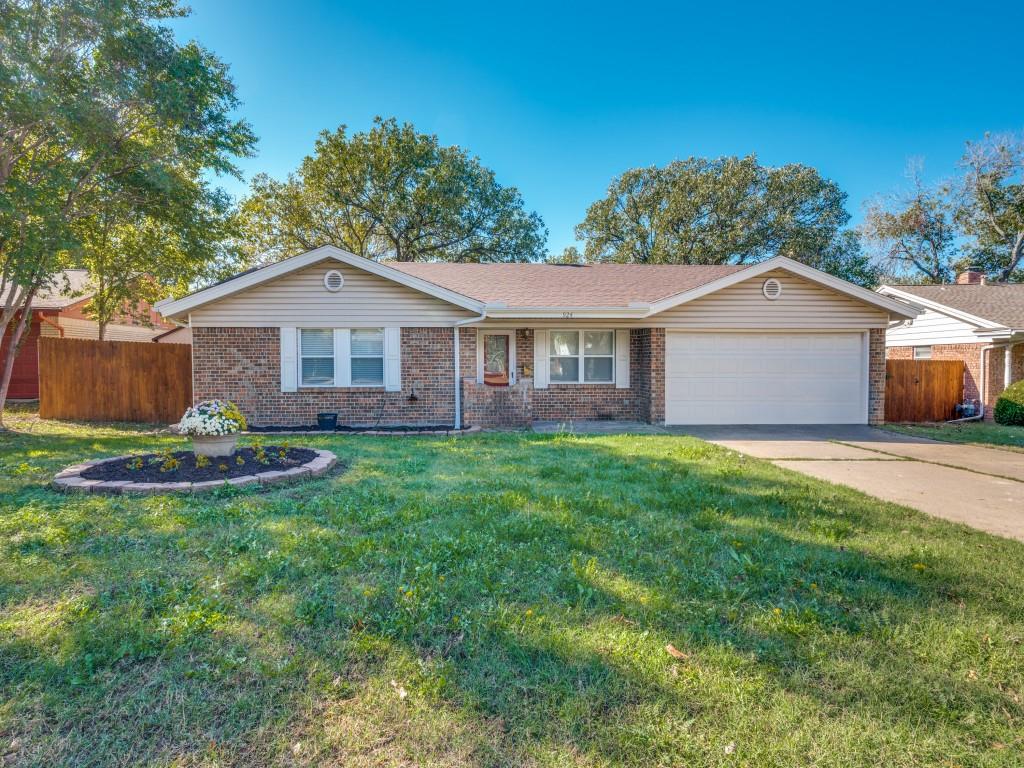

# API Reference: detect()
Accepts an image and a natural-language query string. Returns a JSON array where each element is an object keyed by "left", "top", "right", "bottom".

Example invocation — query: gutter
[{"left": 452, "top": 312, "right": 488, "bottom": 430}]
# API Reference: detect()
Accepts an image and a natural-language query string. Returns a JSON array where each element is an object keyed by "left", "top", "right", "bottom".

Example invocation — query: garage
[{"left": 664, "top": 331, "right": 867, "bottom": 425}]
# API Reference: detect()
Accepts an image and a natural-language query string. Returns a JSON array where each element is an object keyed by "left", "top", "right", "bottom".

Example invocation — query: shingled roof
[
  {"left": 0, "top": 269, "right": 91, "bottom": 310},
  {"left": 386, "top": 262, "right": 746, "bottom": 307},
  {"left": 889, "top": 284, "right": 1024, "bottom": 329}
]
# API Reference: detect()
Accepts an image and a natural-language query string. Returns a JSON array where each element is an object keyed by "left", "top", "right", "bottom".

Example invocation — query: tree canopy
[
  {"left": 0, "top": 0, "right": 255, "bottom": 422},
  {"left": 236, "top": 117, "right": 547, "bottom": 264},
  {"left": 864, "top": 134, "right": 1024, "bottom": 284},
  {"left": 572, "top": 155, "right": 876, "bottom": 285},
  {"left": 862, "top": 165, "right": 960, "bottom": 284},
  {"left": 959, "top": 133, "right": 1024, "bottom": 282}
]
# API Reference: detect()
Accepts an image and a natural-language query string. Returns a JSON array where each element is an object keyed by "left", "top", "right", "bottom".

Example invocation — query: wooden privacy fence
[
  {"left": 885, "top": 359, "right": 964, "bottom": 423},
  {"left": 39, "top": 337, "right": 191, "bottom": 424}
]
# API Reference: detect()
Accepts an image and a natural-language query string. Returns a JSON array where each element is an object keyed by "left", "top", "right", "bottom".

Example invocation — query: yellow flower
[{"left": 912, "top": 562, "right": 927, "bottom": 571}]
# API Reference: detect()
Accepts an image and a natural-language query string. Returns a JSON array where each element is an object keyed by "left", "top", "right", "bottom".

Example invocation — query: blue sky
[{"left": 172, "top": 0, "right": 1024, "bottom": 255}]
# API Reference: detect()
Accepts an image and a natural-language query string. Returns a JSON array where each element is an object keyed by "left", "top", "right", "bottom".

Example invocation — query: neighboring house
[
  {"left": 0, "top": 269, "right": 174, "bottom": 399},
  {"left": 155, "top": 245, "right": 916, "bottom": 429},
  {"left": 879, "top": 269, "right": 1024, "bottom": 419},
  {"left": 152, "top": 326, "right": 192, "bottom": 344}
]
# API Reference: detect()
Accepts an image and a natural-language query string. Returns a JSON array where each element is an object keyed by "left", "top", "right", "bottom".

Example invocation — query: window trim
[
  {"left": 912, "top": 345, "right": 933, "bottom": 361},
  {"left": 296, "top": 327, "right": 386, "bottom": 388},
  {"left": 548, "top": 329, "right": 615, "bottom": 385},
  {"left": 299, "top": 328, "right": 336, "bottom": 388}
]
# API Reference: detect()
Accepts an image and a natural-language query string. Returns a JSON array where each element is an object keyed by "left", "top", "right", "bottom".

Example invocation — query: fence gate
[
  {"left": 884, "top": 359, "right": 964, "bottom": 423},
  {"left": 39, "top": 337, "right": 192, "bottom": 424}
]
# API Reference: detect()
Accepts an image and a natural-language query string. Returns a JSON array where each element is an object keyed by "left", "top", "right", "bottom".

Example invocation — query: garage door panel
[{"left": 665, "top": 332, "right": 866, "bottom": 425}]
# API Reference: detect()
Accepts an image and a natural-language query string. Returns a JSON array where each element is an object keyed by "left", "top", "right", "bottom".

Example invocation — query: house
[
  {"left": 155, "top": 245, "right": 917, "bottom": 429},
  {"left": 879, "top": 269, "right": 1024, "bottom": 419},
  {"left": 152, "top": 326, "right": 192, "bottom": 344},
  {"left": 0, "top": 270, "right": 174, "bottom": 399}
]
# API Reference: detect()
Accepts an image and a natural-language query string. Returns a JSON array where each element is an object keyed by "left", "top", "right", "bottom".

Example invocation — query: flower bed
[
  {"left": 52, "top": 447, "right": 337, "bottom": 495},
  {"left": 81, "top": 446, "right": 316, "bottom": 483}
]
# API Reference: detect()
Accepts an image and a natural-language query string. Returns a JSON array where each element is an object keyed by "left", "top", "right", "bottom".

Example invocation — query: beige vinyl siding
[
  {"left": 56, "top": 317, "right": 161, "bottom": 341},
  {"left": 189, "top": 261, "right": 477, "bottom": 327},
  {"left": 885, "top": 307, "right": 980, "bottom": 346},
  {"left": 653, "top": 270, "right": 889, "bottom": 329}
]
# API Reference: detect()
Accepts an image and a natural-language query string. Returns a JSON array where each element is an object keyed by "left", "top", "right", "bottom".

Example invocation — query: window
[
  {"left": 300, "top": 329, "right": 334, "bottom": 386},
  {"left": 913, "top": 346, "right": 932, "bottom": 360},
  {"left": 351, "top": 328, "right": 384, "bottom": 385},
  {"left": 549, "top": 330, "right": 614, "bottom": 383},
  {"left": 298, "top": 328, "right": 385, "bottom": 387}
]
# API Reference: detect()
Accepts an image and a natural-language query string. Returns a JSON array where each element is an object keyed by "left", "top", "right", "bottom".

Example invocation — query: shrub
[{"left": 994, "top": 379, "right": 1024, "bottom": 426}]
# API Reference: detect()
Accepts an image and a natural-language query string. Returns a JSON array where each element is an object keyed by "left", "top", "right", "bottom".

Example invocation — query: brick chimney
[{"left": 956, "top": 267, "right": 986, "bottom": 285}]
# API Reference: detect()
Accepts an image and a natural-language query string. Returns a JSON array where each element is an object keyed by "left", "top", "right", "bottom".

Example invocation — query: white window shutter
[
  {"left": 615, "top": 329, "right": 630, "bottom": 388},
  {"left": 533, "top": 329, "right": 548, "bottom": 389},
  {"left": 384, "top": 327, "right": 401, "bottom": 391},
  {"left": 334, "top": 329, "right": 351, "bottom": 387},
  {"left": 280, "top": 327, "right": 297, "bottom": 392}
]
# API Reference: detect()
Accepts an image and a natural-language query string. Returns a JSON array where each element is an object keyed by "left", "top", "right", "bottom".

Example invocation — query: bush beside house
[{"left": 994, "top": 379, "right": 1024, "bottom": 426}]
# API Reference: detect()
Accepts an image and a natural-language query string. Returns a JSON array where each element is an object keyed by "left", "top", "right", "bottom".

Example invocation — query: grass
[
  {"left": 884, "top": 421, "right": 1024, "bottom": 453},
  {"left": 1, "top": 413, "right": 1023, "bottom": 767}
]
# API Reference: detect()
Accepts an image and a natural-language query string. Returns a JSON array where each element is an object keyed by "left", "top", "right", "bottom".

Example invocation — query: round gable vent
[
  {"left": 762, "top": 278, "right": 782, "bottom": 300},
  {"left": 323, "top": 269, "right": 344, "bottom": 292}
]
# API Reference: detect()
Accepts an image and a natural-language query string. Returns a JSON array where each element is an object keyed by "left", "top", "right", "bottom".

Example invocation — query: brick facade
[
  {"left": 868, "top": 328, "right": 886, "bottom": 425},
  {"left": 194, "top": 324, "right": 893, "bottom": 429},
  {"left": 192, "top": 326, "right": 456, "bottom": 427},
  {"left": 458, "top": 328, "right": 658, "bottom": 425}
]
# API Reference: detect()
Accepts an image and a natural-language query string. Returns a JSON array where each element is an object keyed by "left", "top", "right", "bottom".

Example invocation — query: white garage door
[{"left": 665, "top": 332, "right": 867, "bottom": 425}]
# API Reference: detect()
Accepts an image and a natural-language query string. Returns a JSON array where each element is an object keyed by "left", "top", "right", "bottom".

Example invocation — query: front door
[{"left": 483, "top": 333, "right": 511, "bottom": 386}]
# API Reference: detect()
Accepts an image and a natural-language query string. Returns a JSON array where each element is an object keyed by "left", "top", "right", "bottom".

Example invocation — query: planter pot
[
  {"left": 317, "top": 412, "right": 338, "bottom": 431},
  {"left": 191, "top": 434, "right": 239, "bottom": 457}
]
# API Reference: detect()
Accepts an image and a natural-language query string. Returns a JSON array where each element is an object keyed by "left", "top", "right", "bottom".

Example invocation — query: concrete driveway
[{"left": 675, "top": 425, "right": 1024, "bottom": 542}]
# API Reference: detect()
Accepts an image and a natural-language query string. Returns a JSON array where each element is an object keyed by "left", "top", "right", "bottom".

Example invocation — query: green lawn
[
  {"left": 884, "top": 421, "right": 1024, "bottom": 453},
  {"left": 2, "top": 414, "right": 1023, "bottom": 767}
]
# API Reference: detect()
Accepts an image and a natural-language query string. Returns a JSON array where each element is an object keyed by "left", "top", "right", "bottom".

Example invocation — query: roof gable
[
  {"left": 879, "top": 284, "right": 1024, "bottom": 330},
  {"left": 155, "top": 246, "right": 487, "bottom": 319}
]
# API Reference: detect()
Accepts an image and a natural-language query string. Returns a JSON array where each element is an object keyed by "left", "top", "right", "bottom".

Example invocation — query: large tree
[
  {"left": 959, "top": 133, "right": 1024, "bottom": 282},
  {"left": 237, "top": 117, "right": 547, "bottom": 264},
  {"left": 0, "top": 0, "right": 255, "bottom": 425},
  {"left": 862, "top": 164, "right": 960, "bottom": 284},
  {"left": 572, "top": 155, "right": 872, "bottom": 283},
  {"left": 72, "top": 177, "right": 238, "bottom": 339}
]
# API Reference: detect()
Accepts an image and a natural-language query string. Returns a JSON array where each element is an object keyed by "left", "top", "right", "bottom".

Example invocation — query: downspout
[
  {"left": 453, "top": 312, "right": 487, "bottom": 430},
  {"left": 947, "top": 342, "right": 1000, "bottom": 423}
]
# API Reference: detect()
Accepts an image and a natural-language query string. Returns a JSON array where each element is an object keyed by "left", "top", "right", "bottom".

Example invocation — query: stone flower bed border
[{"left": 52, "top": 449, "right": 337, "bottom": 495}]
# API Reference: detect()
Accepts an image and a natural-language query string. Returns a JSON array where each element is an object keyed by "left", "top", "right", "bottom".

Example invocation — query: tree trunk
[
  {"left": 998, "top": 231, "right": 1024, "bottom": 282},
  {"left": 0, "top": 304, "right": 33, "bottom": 431},
  {"left": 98, "top": 321, "right": 107, "bottom": 341}
]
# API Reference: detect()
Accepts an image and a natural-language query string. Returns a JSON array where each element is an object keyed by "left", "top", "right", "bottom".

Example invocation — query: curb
[{"left": 51, "top": 449, "right": 337, "bottom": 496}]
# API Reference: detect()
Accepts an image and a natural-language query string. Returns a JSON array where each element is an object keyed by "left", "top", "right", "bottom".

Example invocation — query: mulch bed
[{"left": 80, "top": 446, "right": 317, "bottom": 483}]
